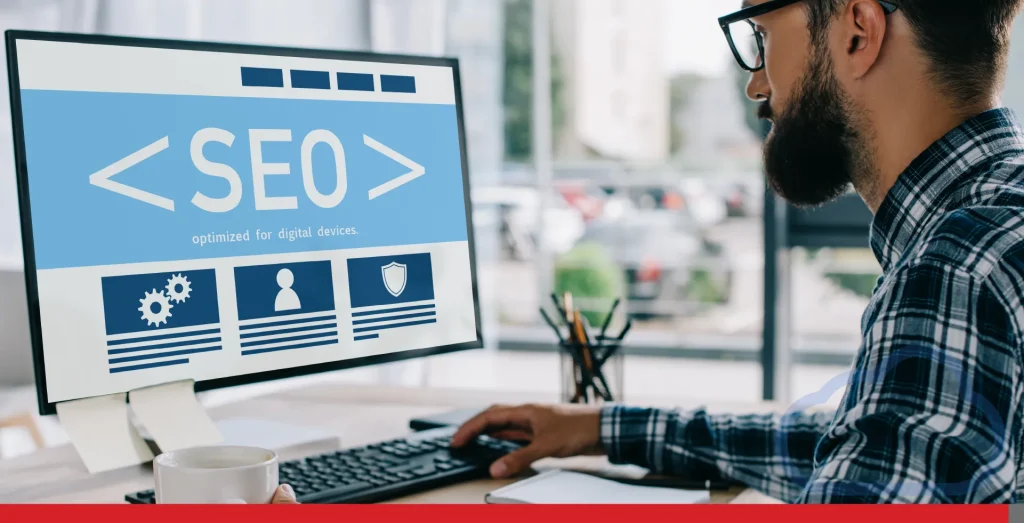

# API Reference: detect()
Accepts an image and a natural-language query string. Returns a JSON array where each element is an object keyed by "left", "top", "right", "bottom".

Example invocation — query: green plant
[
  {"left": 503, "top": 0, "right": 567, "bottom": 162},
  {"left": 687, "top": 268, "right": 729, "bottom": 304},
  {"left": 824, "top": 272, "right": 879, "bottom": 299},
  {"left": 553, "top": 242, "right": 625, "bottom": 327}
]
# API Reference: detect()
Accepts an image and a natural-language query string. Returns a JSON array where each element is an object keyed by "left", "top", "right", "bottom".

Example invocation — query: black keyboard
[{"left": 125, "top": 427, "right": 519, "bottom": 504}]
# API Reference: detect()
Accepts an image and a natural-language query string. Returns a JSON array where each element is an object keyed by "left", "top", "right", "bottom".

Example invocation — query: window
[{"left": 490, "top": 0, "right": 766, "bottom": 402}]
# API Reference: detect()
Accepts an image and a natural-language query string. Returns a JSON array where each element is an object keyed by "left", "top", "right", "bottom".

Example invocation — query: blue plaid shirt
[{"left": 601, "top": 108, "right": 1024, "bottom": 503}]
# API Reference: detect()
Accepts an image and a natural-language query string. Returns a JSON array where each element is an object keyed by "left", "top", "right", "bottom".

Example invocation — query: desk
[{"left": 0, "top": 383, "right": 781, "bottom": 504}]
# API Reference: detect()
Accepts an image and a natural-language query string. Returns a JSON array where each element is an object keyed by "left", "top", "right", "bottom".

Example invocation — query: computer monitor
[{"left": 6, "top": 31, "right": 482, "bottom": 415}]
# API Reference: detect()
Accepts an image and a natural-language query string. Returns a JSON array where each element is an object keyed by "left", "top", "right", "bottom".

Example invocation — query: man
[{"left": 452, "top": 0, "right": 1024, "bottom": 503}]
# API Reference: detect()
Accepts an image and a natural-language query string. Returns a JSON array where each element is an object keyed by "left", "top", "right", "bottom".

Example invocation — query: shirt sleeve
[
  {"left": 600, "top": 405, "right": 835, "bottom": 503},
  {"left": 601, "top": 259, "right": 1022, "bottom": 504},
  {"left": 793, "top": 262, "right": 1021, "bottom": 503}
]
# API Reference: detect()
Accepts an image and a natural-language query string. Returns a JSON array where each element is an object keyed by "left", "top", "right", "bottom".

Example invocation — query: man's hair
[{"left": 807, "top": 0, "right": 1023, "bottom": 107}]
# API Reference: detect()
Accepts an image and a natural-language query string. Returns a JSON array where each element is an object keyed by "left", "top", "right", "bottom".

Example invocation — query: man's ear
[{"left": 842, "top": 0, "right": 887, "bottom": 79}]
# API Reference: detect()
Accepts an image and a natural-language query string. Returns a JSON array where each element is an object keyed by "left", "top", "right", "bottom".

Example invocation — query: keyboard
[{"left": 125, "top": 427, "right": 520, "bottom": 504}]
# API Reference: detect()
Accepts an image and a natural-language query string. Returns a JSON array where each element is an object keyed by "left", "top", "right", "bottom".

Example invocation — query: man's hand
[
  {"left": 450, "top": 404, "right": 603, "bottom": 478},
  {"left": 271, "top": 484, "right": 299, "bottom": 504}
]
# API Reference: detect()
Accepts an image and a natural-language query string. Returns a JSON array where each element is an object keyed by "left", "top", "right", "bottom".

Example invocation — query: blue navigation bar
[
  {"left": 241, "top": 67, "right": 417, "bottom": 95},
  {"left": 381, "top": 75, "right": 416, "bottom": 94},
  {"left": 337, "top": 72, "right": 375, "bottom": 92},
  {"left": 240, "top": 67, "right": 284, "bottom": 87},
  {"left": 290, "top": 70, "right": 330, "bottom": 90}
]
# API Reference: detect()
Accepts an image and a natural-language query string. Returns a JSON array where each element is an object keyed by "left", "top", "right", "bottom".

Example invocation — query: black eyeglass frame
[{"left": 719, "top": 0, "right": 899, "bottom": 72}]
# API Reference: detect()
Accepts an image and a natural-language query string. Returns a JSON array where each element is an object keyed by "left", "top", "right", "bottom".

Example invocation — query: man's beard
[{"left": 761, "top": 47, "right": 872, "bottom": 207}]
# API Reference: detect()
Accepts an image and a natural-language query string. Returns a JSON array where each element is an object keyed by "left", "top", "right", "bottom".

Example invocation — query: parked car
[
  {"left": 718, "top": 180, "right": 763, "bottom": 218},
  {"left": 578, "top": 210, "right": 732, "bottom": 318},
  {"left": 678, "top": 179, "right": 728, "bottom": 227},
  {"left": 555, "top": 183, "right": 607, "bottom": 222},
  {"left": 471, "top": 186, "right": 586, "bottom": 261}
]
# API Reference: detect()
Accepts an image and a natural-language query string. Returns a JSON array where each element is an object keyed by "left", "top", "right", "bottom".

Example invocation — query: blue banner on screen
[
  {"left": 348, "top": 253, "right": 434, "bottom": 308},
  {"left": 20, "top": 91, "right": 468, "bottom": 270},
  {"left": 234, "top": 261, "right": 339, "bottom": 356},
  {"left": 234, "top": 261, "right": 335, "bottom": 321},
  {"left": 347, "top": 253, "right": 436, "bottom": 340},
  {"left": 100, "top": 270, "right": 222, "bottom": 374}
]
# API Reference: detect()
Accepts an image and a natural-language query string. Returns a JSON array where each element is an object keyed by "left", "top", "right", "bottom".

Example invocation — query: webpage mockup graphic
[{"left": 15, "top": 39, "right": 478, "bottom": 403}]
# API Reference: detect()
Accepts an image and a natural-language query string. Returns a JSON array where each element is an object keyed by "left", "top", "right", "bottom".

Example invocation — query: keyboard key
[
  {"left": 384, "top": 463, "right": 418, "bottom": 475},
  {"left": 300, "top": 481, "right": 373, "bottom": 502},
  {"left": 127, "top": 428, "right": 506, "bottom": 504},
  {"left": 410, "top": 465, "right": 436, "bottom": 476}
]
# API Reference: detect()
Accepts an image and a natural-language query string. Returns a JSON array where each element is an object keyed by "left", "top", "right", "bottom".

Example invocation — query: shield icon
[{"left": 381, "top": 262, "right": 408, "bottom": 297}]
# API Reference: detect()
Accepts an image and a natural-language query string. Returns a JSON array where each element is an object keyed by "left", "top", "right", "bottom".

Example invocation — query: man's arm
[
  {"left": 793, "top": 262, "right": 1021, "bottom": 503},
  {"left": 601, "top": 406, "right": 834, "bottom": 503}
]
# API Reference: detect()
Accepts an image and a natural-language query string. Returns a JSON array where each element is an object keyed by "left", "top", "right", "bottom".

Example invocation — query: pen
[
  {"left": 596, "top": 320, "right": 632, "bottom": 368},
  {"left": 615, "top": 319, "right": 633, "bottom": 342},
  {"left": 598, "top": 297, "right": 620, "bottom": 342},
  {"left": 575, "top": 311, "right": 613, "bottom": 401},
  {"left": 550, "top": 293, "right": 567, "bottom": 320},
  {"left": 563, "top": 292, "right": 574, "bottom": 325},
  {"left": 539, "top": 308, "right": 567, "bottom": 344}
]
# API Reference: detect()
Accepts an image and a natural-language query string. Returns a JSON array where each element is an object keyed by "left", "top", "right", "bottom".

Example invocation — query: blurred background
[{"left": 3, "top": 0, "right": 1024, "bottom": 457}]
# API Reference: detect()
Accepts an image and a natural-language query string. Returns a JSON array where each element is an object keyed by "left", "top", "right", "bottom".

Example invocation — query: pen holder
[{"left": 559, "top": 338, "right": 624, "bottom": 405}]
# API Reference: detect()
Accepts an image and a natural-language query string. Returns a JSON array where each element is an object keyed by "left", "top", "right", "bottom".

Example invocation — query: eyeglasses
[{"left": 719, "top": 0, "right": 898, "bottom": 72}]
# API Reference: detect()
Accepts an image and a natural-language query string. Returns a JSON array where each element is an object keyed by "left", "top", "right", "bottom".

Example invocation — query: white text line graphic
[
  {"left": 364, "top": 134, "right": 426, "bottom": 200},
  {"left": 88, "top": 136, "right": 174, "bottom": 211}
]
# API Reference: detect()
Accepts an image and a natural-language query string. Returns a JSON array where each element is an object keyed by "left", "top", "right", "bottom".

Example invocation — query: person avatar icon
[{"left": 274, "top": 268, "right": 301, "bottom": 312}]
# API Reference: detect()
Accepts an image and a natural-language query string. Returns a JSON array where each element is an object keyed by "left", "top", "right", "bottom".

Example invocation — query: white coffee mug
[{"left": 153, "top": 445, "right": 279, "bottom": 504}]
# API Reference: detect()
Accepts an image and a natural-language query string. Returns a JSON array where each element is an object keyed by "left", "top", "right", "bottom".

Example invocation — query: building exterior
[{"left": 552, "top": 0, "right": 669, "bottom": 163}]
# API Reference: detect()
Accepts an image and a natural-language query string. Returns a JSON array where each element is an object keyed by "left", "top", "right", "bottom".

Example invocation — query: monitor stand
[{"left": 138, "top": 417, "right": 341, "bottom": 462}]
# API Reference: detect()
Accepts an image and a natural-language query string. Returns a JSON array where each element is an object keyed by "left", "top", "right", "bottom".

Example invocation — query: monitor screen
[{"left": 7, "top": 32, "right": 481, "bottom": 413}]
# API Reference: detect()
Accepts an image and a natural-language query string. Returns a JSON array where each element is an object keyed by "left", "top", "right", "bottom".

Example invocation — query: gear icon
[
  {"left": 165, "top": 274, "right": 192, "bottom": 304},
  {"left": 139, "top": 289, "right": 173, "bottom": 327}
]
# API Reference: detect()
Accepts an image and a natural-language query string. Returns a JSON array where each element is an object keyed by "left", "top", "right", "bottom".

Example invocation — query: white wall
[
  {"left": 567, "top": 0, "right": 669, "bottom": 162},
  {"left": 0, "top": 0, "right": 374, "bottom": 267},
  {"left": 1005, "top": 16, "right": 1024, "bottom": 116},
  {"left": 0, "top": 0, "right": 73, "bottom": 265},
  {"left": 96, "top": 0, "right": 371, "bottom": 49}
]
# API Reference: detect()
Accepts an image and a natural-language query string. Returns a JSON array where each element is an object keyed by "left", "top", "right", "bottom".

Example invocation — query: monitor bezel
[{"left": 5, "top": 30, "right": 484, "bottom": 416}]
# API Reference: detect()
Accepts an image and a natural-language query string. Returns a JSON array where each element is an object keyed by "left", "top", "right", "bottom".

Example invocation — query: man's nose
[{"left": 746, "top": 67, "right": 769, "bottom": 102}]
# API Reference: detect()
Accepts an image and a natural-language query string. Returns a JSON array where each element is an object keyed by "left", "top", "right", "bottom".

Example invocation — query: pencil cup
[{"left": 559, "top": 342, "right": 624, "bottom": 405}]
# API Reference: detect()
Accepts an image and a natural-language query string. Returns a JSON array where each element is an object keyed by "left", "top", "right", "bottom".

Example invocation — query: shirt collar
[{"left": 869, "top": 108, "right": 1024, "bottom": 272}]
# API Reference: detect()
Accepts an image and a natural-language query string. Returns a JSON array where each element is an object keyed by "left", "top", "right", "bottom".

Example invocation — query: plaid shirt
[{"left": 601, "top": 108, "right": 1024, "bottom": 503}]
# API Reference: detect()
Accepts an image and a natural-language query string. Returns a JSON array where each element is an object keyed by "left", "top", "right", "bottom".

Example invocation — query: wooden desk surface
[{"left": 0, "top": 383, "right": 781, "bottom": 504}]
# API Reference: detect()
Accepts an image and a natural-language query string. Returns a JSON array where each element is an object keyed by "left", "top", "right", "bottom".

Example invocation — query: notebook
[{"left": 484, "top": 469, "right": 711, "bottom": 504}]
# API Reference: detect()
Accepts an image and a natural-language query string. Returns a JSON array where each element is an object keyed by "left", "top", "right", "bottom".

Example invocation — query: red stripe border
[{"left": 0, "top": 504, "right": 1009, "bottom": 523}]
